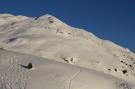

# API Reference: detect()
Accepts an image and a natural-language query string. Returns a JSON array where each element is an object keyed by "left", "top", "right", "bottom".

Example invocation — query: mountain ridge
[{"left": 0, "top": 14, "right": 135, "bottom": 88}]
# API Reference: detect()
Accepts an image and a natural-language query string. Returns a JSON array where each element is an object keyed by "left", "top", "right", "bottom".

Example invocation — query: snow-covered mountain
[{"left": 0, "top": 14, "right": 135, "bottom": 89}]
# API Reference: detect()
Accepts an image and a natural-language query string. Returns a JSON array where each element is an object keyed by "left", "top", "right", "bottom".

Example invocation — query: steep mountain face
[{"left": 0, "top": 14, "right": 135, "bottom": 88}]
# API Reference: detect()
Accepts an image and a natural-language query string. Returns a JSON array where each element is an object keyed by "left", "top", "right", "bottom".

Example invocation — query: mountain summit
[{"left": 0, "top": 14, "right": 135, "bottom": 89}]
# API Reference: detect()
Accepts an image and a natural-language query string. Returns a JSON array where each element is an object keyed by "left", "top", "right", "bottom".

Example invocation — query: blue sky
[{"left": 0, "top": 0, "right": 135, "bottom": 51}]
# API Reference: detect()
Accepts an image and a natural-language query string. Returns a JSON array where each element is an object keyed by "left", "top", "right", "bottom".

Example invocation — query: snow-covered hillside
[{"left": 0, "top": 14, "right": 135, "bottom": 89}]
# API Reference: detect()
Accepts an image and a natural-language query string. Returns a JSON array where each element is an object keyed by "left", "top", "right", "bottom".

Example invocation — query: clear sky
[{"left": 0, "top": 0, "right": 135, "bottom": 51}]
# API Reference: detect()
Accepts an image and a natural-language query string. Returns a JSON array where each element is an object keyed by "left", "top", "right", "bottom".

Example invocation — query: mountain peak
[{"left": 37, "top": 14, "right": 62, "bottom": 23}]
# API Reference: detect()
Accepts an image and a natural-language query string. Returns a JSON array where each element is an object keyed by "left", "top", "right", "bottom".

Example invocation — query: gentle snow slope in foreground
[
  {"left": 0, "top": 49, "right": 135, "bottom": 89},
  {"left": 0, "top": 14, "right": 135, "bottom": 89}
]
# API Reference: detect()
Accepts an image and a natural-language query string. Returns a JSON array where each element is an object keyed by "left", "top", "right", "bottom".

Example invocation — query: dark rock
[{"left": 122, "top": 70, "right": 127, "bottom": 74}]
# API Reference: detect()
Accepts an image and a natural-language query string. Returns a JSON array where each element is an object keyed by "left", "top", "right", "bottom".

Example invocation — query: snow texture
[{"left": 0, "top": 14, "right": 135, "bottom": 89}]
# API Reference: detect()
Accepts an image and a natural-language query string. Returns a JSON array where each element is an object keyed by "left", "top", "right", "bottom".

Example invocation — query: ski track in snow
[{"left": 67, "top": 67, "right": 81, "bottom": 89}]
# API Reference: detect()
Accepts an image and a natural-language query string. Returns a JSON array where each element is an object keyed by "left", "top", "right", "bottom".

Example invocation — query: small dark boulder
[
  {"left": 122, "top": 70, "right": 127, "bottom": 74},
  {"left": 114, "top": 68, "right": 117, "bottom": 72},
  {"left": 27, "top": 62, "right": 33, "bottom": 69},
  {"left": 21, "top": 62, "right": 33, "bottom": 69}
]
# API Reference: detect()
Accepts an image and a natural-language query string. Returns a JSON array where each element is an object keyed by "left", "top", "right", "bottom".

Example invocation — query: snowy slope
[
  {"left": 0, "top": 49, "right": 135, "bottom": 89},
  {"left": 0, "top": 14, "right": 135, "bottom": 88}
]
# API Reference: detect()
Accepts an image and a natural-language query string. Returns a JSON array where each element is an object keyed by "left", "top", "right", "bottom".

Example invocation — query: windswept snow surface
[{"left": 0, "top": 14, "right": 135, "bottom": 89}]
